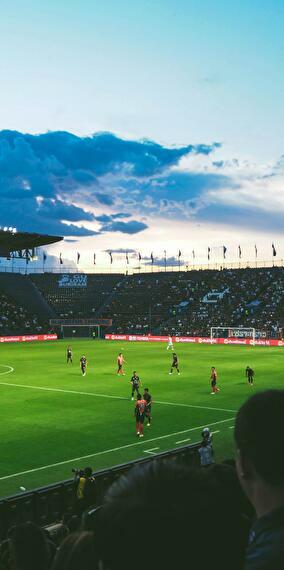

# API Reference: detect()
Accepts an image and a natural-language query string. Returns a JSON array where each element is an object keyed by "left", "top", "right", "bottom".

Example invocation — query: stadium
[
  {"left": 1, "top": 2, "right": 284, "bottom": 567},
  {"left": 0, "top": 224, "right": 283, "bottom": 561}
]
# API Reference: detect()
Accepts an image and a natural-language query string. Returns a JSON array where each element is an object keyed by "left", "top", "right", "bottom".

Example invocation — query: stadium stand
[
  {"left": 0, "top": 272, "right": 54, "bottom": 322},
  {"left": 30, "top": 273, "right": 124, "bottom": 319},
  {"left": 1, "top": 267, "right": 283, "bottom": 337},
  {"left": 101, "top": 267, "right": 284, "bottom": 338},
  {"left": 0, "top": 292, "right": 46, "bottom": 335}
]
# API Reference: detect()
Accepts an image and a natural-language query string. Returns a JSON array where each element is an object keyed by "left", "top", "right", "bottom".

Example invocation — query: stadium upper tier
[
  {"left": 0, "top": 267, "right": 283, "bottom": 336},
  {"left": 30, "top": 273, "right": 124, "bottom": 319}
]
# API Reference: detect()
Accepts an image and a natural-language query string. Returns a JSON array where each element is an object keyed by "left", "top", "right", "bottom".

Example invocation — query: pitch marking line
[
  {"left": 154, "top": 399, "right": 236, "bottom": 413},
  {"left": 0, "top": 365, "right": 14, "bottom": 376},
  {"left": 0, "top": 417, "right": 234, "bottom": 482},
  {"left": 175, "top": 438, "right": 191, "bottom": 444},
  {"left": 0, "top": 381, "right": 236, "bottom": 414},
  {"left": 143, "top": 447, "right": 159, "bottom": 455}
]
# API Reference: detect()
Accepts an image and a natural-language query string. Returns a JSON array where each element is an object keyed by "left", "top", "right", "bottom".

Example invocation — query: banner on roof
[
  {"left": 0, "top": 334, "right": 58, "bottom": 343},
  {"left": 104, "top": 334, "right": 284, "bottom": 347},
  {"left": 58, "top": 274, "right": 87, "bottom": 288}
]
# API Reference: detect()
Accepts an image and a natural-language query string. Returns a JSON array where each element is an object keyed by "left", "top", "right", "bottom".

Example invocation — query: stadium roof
[{"left": 0, "top": 229, "right": 63, "bottom": 257}]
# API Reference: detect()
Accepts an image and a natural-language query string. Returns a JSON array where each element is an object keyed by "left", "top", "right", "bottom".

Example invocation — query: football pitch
[{"left": 0, "top": 339, "right": 283, "bottom": 498}]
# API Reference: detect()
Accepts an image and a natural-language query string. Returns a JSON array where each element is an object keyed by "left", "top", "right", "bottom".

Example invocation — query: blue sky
[{"left": 0, "top": 0, "right": 283, "bottom": 268}]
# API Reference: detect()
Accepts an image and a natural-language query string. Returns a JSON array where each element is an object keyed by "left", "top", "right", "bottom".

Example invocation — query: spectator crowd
[
  {"left": 102, "top": 267, "right": 284, "bottom": 338},
  {"left": 1, "top": 267, "right": 283, "bottom": 338},
  {"left": 0, "top": 293, "right": 44, "bottom": 335}
]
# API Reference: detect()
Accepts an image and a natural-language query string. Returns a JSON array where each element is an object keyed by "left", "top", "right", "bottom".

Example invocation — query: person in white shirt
[{"left": 166, "top": 336, "right": 174, "bottom": 351}]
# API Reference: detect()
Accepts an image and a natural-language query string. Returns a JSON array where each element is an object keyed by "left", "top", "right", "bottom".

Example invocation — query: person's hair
[
  {"left": 8, "top": 522, "right": 49, "bottom": 570},
  {"left": 84, "top": 467, "right": 93, "bottom": 478},
  {"left": 234, "top": 390, "right": 284, "bottom": 485},
  {"left": 144, "top": 388, "right": 149, "bottom": 392},
  {"left": 133, "top": 371, "right": 136, "bottom": 374},
  {"left": 209, "top": 462, "right": 254, "bottom": 521},
  {"left": 95, "top": 461, "right": 248, "bottom": 570},
  {"left": 51, "top": 532, "right": 99, "bottom": 570}
]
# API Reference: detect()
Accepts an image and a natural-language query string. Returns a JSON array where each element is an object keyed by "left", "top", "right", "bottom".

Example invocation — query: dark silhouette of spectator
[
  {"left": 208, "top": 462, "right": 254, "bottom": 522},
  {"left": 8, "top": 522, "right": 50, "bottom": 570},
  {"left": 51, "top": 532, "right": 99, "bottom": 570},
  {"left": 95, "top": 461, "right": 248, "bottom": 570},
  {"left": 62, "top": 513, "right": 81, "bottom": 533},
  {"left": 45, "top": 523, "right": 69, "bottom": 548},
  {"left": 234, "top": 390, "right": 284, "bottom": 569}
]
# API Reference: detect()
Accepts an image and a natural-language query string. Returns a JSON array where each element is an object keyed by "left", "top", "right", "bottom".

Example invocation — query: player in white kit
[{"left": 166, "top": 336, "right": 174, "bottom": 351}]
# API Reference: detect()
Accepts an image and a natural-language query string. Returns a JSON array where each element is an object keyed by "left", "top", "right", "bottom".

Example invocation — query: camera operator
[
  {"left": 201, "top": 427, "right": 213, "bottom": 447},
  {"left": 199, "top": 427, "right": 214, "bottom": 467},
  {"left": 73, "top": 467, "right": 96, "bottom": 514}
]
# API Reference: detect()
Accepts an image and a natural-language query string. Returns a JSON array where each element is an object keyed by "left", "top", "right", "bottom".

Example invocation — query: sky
[{"left": 0, "top": 0, "right": 284, "bottom": 270}]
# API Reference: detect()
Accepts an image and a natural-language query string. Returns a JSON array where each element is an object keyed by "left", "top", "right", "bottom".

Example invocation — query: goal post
[
  {"left": 210, "top": 326, "right": 256, "bottom": 345},
  {"left": 49, "top": 318, "right": 113, "bottom": 339}
]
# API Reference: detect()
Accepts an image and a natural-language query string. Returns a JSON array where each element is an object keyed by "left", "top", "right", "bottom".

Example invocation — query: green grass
[{"left": 0, "top": 339, "right": 283, "bottom": 498}]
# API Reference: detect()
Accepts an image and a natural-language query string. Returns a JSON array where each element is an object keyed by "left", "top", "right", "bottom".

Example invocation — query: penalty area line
[
  {"left": 0, "top": 416, "right": 234, "bottom": 482},
  {"left": 0, "top": 365, "right": 14, "bottom": 376},
  {"left": 0, "top": 381, "right": 236, "bottom": 414}
]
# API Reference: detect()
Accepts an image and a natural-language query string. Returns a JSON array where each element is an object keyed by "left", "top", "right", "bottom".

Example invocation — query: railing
[
  {"left": 0, "top": 259, "right": 283, "bottom": 275},
  {"left": 0, "top": 442, "right": 200, "bottom": 540}
]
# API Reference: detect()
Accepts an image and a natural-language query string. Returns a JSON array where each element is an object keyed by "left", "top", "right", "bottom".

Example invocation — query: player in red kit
[
  {"left": 134, "top": 393, "right": 147, "bottom": 437},
  {"left": 117, "top": 352, "right": 126, "bottom": 376},
  {"left": 210, "top": 366, "right": 220, "bottom": 394}
]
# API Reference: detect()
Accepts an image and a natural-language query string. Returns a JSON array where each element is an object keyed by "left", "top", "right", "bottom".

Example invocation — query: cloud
[
  {"left": 95, "top": 213, "right": 131, "bottom": 223},
  {"left": 0, "top": 129, "right": 217, "bottom": 237},
  {"left": 143, "top": 256, "right": 181, "bottom": 267},
  {"left": 2, "top": 128, "right": 281, "bottom": 241},
  {"left": 105, "top": 248, "right": 136, "bottom": 254},
  {"left": 100, "top": 220, "right": 148, "bottom": 234}
]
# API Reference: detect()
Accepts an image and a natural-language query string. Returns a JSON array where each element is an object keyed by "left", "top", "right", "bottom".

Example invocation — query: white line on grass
[
  {"left": 0, "top": 381, "right": 236, "bottom": 414},
  {"left": 143, "top": 447, "right": 159, "bottom": 455},
  {"left": 0, "top": 416, "right": 234, "bottom": 482},
  {"left": 154, "top": 399, "right": 236, "bottom": 413},
  {"left": 211, "top": 430, "right": 220, "bottom": 435},
  {"left": 175, "top": 438, "right": 191, "bottom": 444},
  {"left": 0, "top": 365, "right": 14, "bottom": 376}
]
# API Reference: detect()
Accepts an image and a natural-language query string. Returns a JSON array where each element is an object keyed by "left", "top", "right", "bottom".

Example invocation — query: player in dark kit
[
  {"left": 80, "top": 355, "right": 87, "bottom": 377},
  {"left": 210, "top": 366, "right": 219, "bottom": 394},
  {"left": 245, "top": 366, "right": 255, "bottom": 386},
  {"left": 130, "top": 371, "right": 141, "bottom": 401},
  {"left": 134, "top": 393, "right": 147, "bottom": 437},
  {"left": 67, "top": 345, "right": 73, "bottom": 364},
  {"left": 143, "top": 388, "right": 152, "bottom": 426},
  {"left": 169, "top": 352, "right": 180, "bottom": 375}
]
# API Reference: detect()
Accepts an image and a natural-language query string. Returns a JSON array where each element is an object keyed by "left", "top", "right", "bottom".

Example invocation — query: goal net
[{"left": 210, "top": 326, "right": 256, "bottom": 345}]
